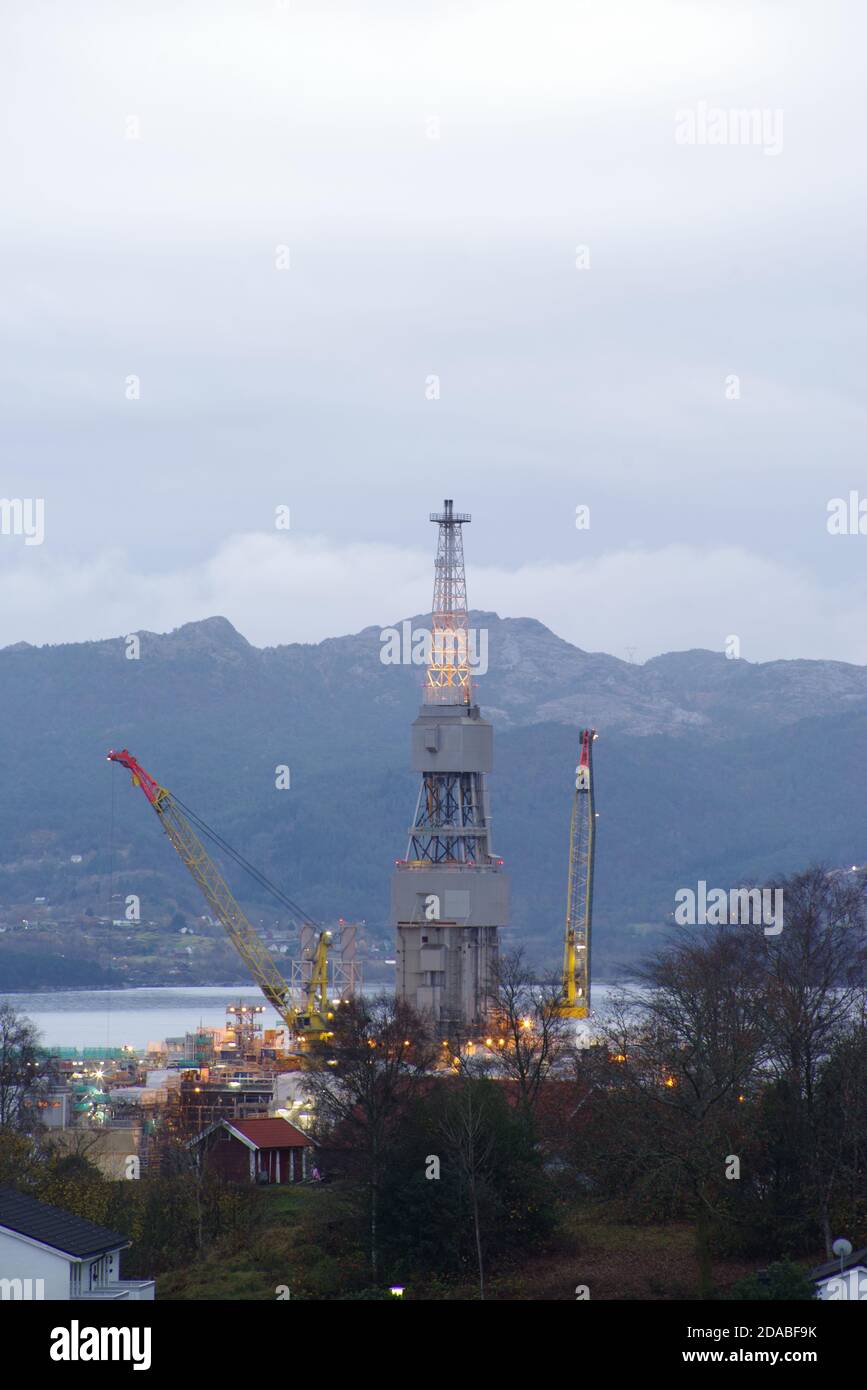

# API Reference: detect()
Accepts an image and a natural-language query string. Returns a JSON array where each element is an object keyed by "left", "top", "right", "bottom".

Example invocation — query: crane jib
[{"left": 107, "top": 747, "right": 337, "bottom": 1046}]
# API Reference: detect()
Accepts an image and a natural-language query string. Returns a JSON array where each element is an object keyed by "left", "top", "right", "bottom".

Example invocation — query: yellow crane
[
  {"left": 108, "top": 748, "right": 338, "bottom": 1046},
  {"left": 558, "top": 729, "right": 597, "bottom": 1019}
]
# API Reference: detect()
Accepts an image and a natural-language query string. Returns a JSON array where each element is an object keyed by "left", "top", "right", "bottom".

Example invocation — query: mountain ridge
[
  {"left": 7, "top": 610, "right": 867, "bottom": 738},
  {"left": 1, "top": 611, "right": 867, "bottom": 985}
]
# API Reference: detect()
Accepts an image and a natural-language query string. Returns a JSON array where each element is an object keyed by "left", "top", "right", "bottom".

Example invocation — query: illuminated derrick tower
[{"left": 392, "top": 500, "right": 508, "bottom": 1033}]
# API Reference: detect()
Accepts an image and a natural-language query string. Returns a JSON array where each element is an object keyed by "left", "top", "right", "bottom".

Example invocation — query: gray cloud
[{"left": 1, "top": 0, "right": 864, "bottom": 660}]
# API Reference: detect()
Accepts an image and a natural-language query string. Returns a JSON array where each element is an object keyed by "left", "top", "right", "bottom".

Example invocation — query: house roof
[
  {"left": 0, "top": 1186, "right": 128, "bottom": 1259},
  {"left": 228, "top": 1118, "right": 312, "bottom": 1150},
  {"left": 811, "top": 1247, "right": 867, "bottom": 1280}
]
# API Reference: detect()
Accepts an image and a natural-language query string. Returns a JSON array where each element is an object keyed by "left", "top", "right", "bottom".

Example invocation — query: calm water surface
[
  {"left": 1, "top": 986, "right": 269, "bottom": 1049},
  {"left": 1, "top": 983, "right": 627, "bottom": 1050}
]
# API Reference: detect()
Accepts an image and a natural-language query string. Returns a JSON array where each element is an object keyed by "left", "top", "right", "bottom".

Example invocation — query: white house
[
  {"left": 0, "top": 1187, "right": 154, "bottom": 1301},
  {"left": 811, "top": 1247, "right": 867, "bottom": 1301}
]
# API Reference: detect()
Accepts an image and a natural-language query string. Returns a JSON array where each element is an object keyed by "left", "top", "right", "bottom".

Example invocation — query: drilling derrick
[
  {"left": 426, "top": 499, "right": 472, "bottom": 704},
  {"left": 392, "top": 500, "right": 508, "bottom": 1034},
  {"left": 558, "top": 729, "right": 597, "bottom": 1020}
]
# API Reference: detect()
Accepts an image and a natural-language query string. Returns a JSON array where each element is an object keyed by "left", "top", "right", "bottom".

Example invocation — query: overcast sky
[{"left": 1, "top": 0, "right": 866, "bottom": 663}]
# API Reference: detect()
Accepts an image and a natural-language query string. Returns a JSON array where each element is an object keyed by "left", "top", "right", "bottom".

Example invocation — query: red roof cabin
[{"left": 194, "top": 1117, "right": 314, "bottom": 1185}]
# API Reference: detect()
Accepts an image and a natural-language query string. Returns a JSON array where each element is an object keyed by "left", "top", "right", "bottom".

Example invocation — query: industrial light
[{"left": 389, "top": 1286, "right": 405, "bottom": 1298}]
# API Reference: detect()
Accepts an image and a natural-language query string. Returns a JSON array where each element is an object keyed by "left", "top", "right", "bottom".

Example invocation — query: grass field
[{"left": 155, "top": 1185, "right": 795, "bottom": 1301}]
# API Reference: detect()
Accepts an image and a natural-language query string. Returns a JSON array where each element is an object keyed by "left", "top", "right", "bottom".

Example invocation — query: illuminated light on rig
[
  {"left": 664, "top": 1076, "right": 677, "bottom": 1089},
  {"left": 389, "top": 1286, "right": 405, "bottom": 1298}
]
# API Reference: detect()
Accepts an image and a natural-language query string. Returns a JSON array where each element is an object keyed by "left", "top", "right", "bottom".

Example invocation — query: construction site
[
  {"left": 35, "top": 499, "right": 599, "bottom": 1173},
  {"left": 8, "top": 503, "right": 861, "bottom": 1317}
]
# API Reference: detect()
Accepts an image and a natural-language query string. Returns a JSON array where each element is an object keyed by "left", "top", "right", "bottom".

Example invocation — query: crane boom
[
  {"left": 558, "top": 728, "right": 597, "bottom": 1019},
  {"left": 107, "top": 748, "right": 335, "bottom": 1043}
]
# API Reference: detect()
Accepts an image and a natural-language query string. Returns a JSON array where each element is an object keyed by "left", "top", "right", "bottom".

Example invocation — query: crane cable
[{"left": 168, "top": 790, "right": 321, "bottom": 932}]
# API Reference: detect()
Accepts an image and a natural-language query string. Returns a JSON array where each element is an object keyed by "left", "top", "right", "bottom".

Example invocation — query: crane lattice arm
[
  {"left": 107, "top": 748, "right": 334, "bottom": 1042},
  {"left": 559, "top": 728, "right": 597, "bottom": 1020}
]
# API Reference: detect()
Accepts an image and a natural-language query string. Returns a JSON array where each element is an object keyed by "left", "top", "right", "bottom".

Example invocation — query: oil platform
[{"left": 392, "top": 500, "right": 509, "bottom": 1033}]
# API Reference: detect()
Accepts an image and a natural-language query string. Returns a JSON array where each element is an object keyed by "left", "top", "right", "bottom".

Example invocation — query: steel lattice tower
[
  {"left": 392, "top": 499, "right": 508, "bottom": 1033},
  {"left": 558, "top": 729, "right": 596, "bottom": 1019},
  {"left": 426, "top": 499, "right": 472, "bottom": 704}
]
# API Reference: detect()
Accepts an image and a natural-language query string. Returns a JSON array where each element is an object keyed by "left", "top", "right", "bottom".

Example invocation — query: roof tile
[
  {"left": 0, "top": 1186, "right": 128, "bottom": 1258},
  {"left": 229, "top": 1118, "right": 312, "bottom": 1149}
]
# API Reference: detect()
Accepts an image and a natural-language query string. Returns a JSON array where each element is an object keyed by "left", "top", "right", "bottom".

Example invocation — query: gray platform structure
[{"left": 392, "top": 500, "right": 509, "bottom": 1033}]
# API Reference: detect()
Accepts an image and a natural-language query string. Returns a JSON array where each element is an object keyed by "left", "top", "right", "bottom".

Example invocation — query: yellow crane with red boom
[
  {"left": 557, "top": 728, "right": 597, "bottom": 1020},
  {"left": 108, "top": 748, "right": 338, "bottom": 1046}
]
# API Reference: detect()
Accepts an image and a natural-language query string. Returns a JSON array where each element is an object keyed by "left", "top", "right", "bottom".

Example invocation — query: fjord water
[
  {"left": 2, "top": 983, "right": 623, "bottom": 1050},
  {"left": 2, "top": 986, "right": 268, "bottom": 1049}
]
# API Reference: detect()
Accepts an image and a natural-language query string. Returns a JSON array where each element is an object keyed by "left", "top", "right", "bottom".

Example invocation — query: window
[
  {"left": 89, "top": 1254, "right": 113, "bottom": 1288},
  {"left": 70, "top": 1263, "right": 82, "bottom": 1296}
]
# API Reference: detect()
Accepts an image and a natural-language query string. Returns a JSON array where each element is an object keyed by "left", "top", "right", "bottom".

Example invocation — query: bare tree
[
  {"left": 43, "top": 1128, "right": 102, "bottom": 1178},
  {"left": 438, "top": 1077, "right": 495, "bottom": 1300},
  {"left": 484, "top": 949, "right": 570, "bottom": 1127},
  {"left": 0, "top": 1002, "right": 49, "bottom": 1131},
  {"left": 755, "top": 868, "right": 867, "bottom": 1255},
  {"left": 305, "top": 994, "right": 436, "bottom": 1282},
  {"left": 598, "top": 925, "right": 768, "bottom": 1295}
]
